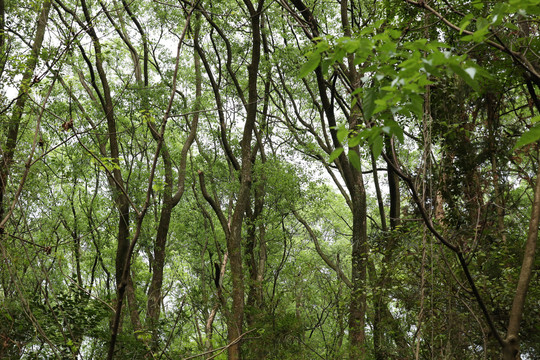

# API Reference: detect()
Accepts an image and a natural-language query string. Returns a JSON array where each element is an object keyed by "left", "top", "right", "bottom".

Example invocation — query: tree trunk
[
  {"left": 0, "top": 0, "right": 6, "bottom": 78},
  {"left": 385, "top": 137, "right": 401, "bottom": 229},
  {"left": 349, "top": 177, "right": 368, "bottom": 359},
  {"left": 503, "top": 161, "right": 540, "bottom": 359},
  {"left": 146, "top": 202, "right": 172, "bottom": 336},
  {"left": 0, "top": 0, "right": 51, "bottom": 222}
]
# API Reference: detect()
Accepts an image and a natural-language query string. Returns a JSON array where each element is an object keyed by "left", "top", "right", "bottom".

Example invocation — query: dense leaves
[{"left": 0, "top": 0, "right": 539, "bottom": 359}]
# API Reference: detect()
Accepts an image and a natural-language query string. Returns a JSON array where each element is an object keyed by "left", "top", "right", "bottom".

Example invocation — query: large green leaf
[
  {"left": 371, "top": 135, "right": 384, "bottom": 159},
  {"left": 448, "top": 63, "right": 481, "bottom": 92},
  {"left": 514, "top": 117, "right": 540, "bottom": 149},
  {"left": 363, "top": 87, "right": 377, "bottom": 121},
  {"left": 299, "top": 53, "right": 321, "bottom": 78},
  {"left": 337, "top": 126, "right": 349, "bottom": 143},
  {"left": 329, "top": 147, "right": 344, "bottom": 162},
  {"left": 348, "top": 149, "right": 361, "bottom": 170}
]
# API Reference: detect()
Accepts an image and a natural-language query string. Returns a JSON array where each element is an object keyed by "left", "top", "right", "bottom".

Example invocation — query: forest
[{"left": 0, "top": 0, "right": 539, "bottom": 359}]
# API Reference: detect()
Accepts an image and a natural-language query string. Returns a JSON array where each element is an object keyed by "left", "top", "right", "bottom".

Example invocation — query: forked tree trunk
[{"left": 196, "top": 2, "right": 264, "bottom": 358}]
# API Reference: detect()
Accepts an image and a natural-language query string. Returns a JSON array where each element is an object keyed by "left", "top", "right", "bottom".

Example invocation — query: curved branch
[
  {"left": 198, "top": 170, "right": 230, "bottom": 238},
  {"left": 194, "top": 39, "right": 240, "bottom": 171},
  {"left": 381, "top": 151, "right": 505, "bottom": 348},
  {"left": 292, "top": 210, "right": 353, "bottom": 288}
]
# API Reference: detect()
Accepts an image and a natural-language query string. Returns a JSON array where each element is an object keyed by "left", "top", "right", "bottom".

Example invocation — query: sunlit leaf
[
  {"left": 348, "top": 134, "right": 362, "bottom": 147},
  {"left": 449, "top": 63, "right": 480, "bottom": 92},
  {"left": 459, "top": 14, "right": 474, "bottom": 34},
  {"left": 465, "top": 67, "right": 477, "bottom": 79},
  {"left": 329, "top": 147, "right": 344, "bottom": 162},
  {"left": 363, "top": 87, "right": 377, "bottom": 121},
  {"left": 348, "top": 149, "right": 361, "bottom": 170},
  {"left": 383, "top": 119, "right": 404, "bottom": 142},
  {"left": 337, "top": 126, "right": 348, "bottom": 143},
  {"left": 514, "top": 117, "right": 540, "bottom": 149},
  {"left": 372, "top": 135, "right": 383, "bottom": 159},
  {"left": 299, "top": 53, "right": 321, "bottom": 78}
]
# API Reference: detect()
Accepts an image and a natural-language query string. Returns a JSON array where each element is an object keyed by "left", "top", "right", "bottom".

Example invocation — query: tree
[{"left": 1, "top": 0, "right": 539, "bottom": 359}]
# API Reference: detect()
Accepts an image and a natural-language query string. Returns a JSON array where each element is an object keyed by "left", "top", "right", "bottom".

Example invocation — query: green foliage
[
  {"left": 1, "top": 0, "right": 539, "bottom": 359},
  {"left": 301, "top": 25, "right": 488, "bottom": 161},
  {"left": 514, "top": 115, "right": 540, "bottom": 149}
]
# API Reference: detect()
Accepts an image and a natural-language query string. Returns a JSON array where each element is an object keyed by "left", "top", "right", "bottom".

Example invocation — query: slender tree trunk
[
  {"left": 197, "top": 2, "right": 263, "bottom": 357},
  {"left": 126, "top": 275, "right": 143, "bottom": 335},
  {"left": 386, "top": 136, "right": 401, "bottom": 229},
  {"left": 0, "top": 0, "right": 51, "bottom": 222},
  {"left": 226, "top": 223, "right": 246, "bottom": 360},
  {"left": 373, "top": 135, "right": 402, "bottom": 360},
  {"left": 245, "top": 188, "right": 266, "bottom": 358},
  {"left": 71, "top": 1, "right": 134, "bottom": 355},
  {"left": 225, "top": 3, "right": 263, "bottom": 359},
  {"left": 503, "top": 161, "right": 540, "bottom": 359},
  {"left": 288, "top": 0, "right": 371, "bottom": 354},
  {"left": 245, "top": 205, "right": 262, "bottom": 327},
  {"left": 245, "top": 74, "right": 269, "bottom": 354},
  {"left": 371, "top": 152, "right": 387, "bottom": 232},
  {"left": 146, "top": 201, "right": 172, "bottom": 331},
  {"left": 341, "top": 1, "right": 368, "bottom": 355},
  {"left": 145, "top": 13, "right": 200, "bottom": 350},
  {"left": 349, "top": 177, "right": 368, "bottom": 359},
  {"left": 0, "top": 0, "right": 6, "bottom": 78}
]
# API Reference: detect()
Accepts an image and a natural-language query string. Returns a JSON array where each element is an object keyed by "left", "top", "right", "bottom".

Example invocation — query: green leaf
[
  {"left": 372, "top": 135, "right": 383, "bottom": 159},
  {"left": 321, "top": 57, "right": 332, "bottom": 77},
  {"left": 476, "top": 17, "right": 489, "bottom": 31},
  {"left": 374, "top": 99, "right": 389, "bottom": 115},
  {"left": 421, "top": 58, "right": 440, "bottom": 76},
  {"left": 387, "top": 29, "right": 402, "bottom": 39},
  {"left": 472, "top": 0, "right": 484, "bottom": 9},
  {"left": 315, "top": 40, "right": 330, "bottom": 52},
  {"left": 340, "top": 38, "right": 358, "bottom": 53},
  {"left": 337, "top": 126, "right": 348, "bottom": 143},
  {"left": 363, "top": 87, "right": 377, "bottom": 121},
  {"left": 505, "top": 22, "right": 519, "bottom": 30},
  {"left": 514, "top": 118, "right": 540, "bottom": 149},
  {"left": 299, "top": 53, "right": 321, "bottom": 78},
  {"left": 383, "top": 119, "right": 404, "bottom": 142},
  {"left": 472, "top": 26, "right": 490, "bottom": 42},
  {"left": 348, "top": 133, "right": 364, "bottom": 147},
  {"left": 348, "top": 149, "right": 361, "bottom": 170},
  {"left": 459, "top": 14, "right": 474, "bottom": 34},
  {"left": 448, "top": 63, "right": 480, "bottom": 92},
  {"left": 408, "top": 94, "right": 424, "bottom": 118},
  {"left": 329, "top": 147, "right": 344, "bottom": 162},
  {"left": 354, "top": 38, "right": 373, "bottom": 64}
]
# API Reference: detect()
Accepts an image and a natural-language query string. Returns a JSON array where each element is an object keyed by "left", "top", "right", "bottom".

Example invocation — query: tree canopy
[{"left": 1, "top": 0, "right": 539, "bottom": 359}]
